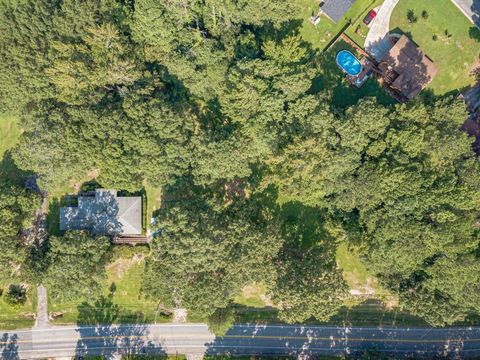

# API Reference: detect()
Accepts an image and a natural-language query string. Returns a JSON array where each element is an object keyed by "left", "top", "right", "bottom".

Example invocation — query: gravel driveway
[{"left": 364, "top": 0, "right": 400, "bottom": 61}]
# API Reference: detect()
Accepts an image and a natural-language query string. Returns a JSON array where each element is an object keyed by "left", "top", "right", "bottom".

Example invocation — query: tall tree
[
  {"left": 267, "top": 97, "right": 480, "bottom": 325},
  {"left": 44, "top": 231, "right": 111, "bottom": 301},
  {"left": 0, "top": 0, "right": 55, "bottom": 112},
  {"left": 0, "top": 178, "right": 40, "bottom": 283},
  {"left": 143, "top": 179, "right": 283, "bottom": 317}
]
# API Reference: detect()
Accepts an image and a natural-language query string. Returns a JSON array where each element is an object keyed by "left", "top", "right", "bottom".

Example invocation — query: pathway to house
[
  {"left": 34, "top": 284, "right": 49, "bottom": 329},
  {"left": 364, "top": 0, "right": 400, "bottom": 61},
  {"left": 451, "top": 0, "right": 480, "bottom": 27}
]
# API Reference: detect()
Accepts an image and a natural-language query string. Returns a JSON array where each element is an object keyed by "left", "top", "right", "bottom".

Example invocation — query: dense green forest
[{"left": 0, "top": 0, "right": 479, "bottom": 328}]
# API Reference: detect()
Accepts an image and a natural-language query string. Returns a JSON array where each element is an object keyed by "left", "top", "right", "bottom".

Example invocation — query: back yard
[
  {"left": 314, "top": 40, "right": 395, "bottom": 108},
  {"left": 296, "top": 0, "right": 379, "bottom": 49},
  {"left": 390, "top": 0, "right": 480, "bottom": 95}
]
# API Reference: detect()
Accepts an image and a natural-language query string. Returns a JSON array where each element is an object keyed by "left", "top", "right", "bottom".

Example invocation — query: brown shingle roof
[{"left": 381, "top": 35, "right": 438, "bottom": 99}]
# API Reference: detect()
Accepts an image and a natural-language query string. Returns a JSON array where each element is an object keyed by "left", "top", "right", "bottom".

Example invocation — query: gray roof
[
  {"left": 321, "top": 0, "right": 356, "bottom": 23},
  {"left": 60, "top": 189, "right": 142, "bottom": 236}
]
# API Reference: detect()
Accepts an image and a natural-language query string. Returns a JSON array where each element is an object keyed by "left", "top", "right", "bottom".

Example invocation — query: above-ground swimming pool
[{"left": 336, "top": 50, "right": 362, "bottom": 76}]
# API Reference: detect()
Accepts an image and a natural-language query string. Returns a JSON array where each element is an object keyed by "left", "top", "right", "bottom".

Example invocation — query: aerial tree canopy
[
  {"left": 0, "top": 178, "right": 40, "bottom": 283},
  {"left": 44, "top": 231, "right": 111, "bottom": 301},
  {"left": 143, "top": 179, "right": 283, "bottom": 317},
  {"left": 267, "top": 97, "right": 480, "bottom": 325},
  {"left": 0, "top": 0, "right": 479, "bottom": 328}
]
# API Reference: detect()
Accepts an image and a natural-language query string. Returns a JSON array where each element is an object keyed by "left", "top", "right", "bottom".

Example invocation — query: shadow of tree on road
[
  {"left": 75, "top": 295, "right": 167, "bottom": 358},
  {"left": 0, "top": 333, "right": 19, "bottom": 360}
]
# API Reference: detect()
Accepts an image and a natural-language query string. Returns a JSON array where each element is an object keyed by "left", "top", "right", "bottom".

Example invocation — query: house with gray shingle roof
[
  {"left": 320, "top": 0, "right": 356, "bottom": 23},
  {"left": 60, "top": 189, "right": 142, "bottom": 236}
]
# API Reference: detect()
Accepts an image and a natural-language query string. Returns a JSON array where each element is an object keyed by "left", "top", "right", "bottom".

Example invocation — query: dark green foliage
[
  {"left": 272, "top": 203, "right": 347, "bottom": 323},
  {"left": 407, "top": 9, "right": 417, "bottom": 23},
  {"left": 44, "top": 231, "right": 111, "bottom": 301},
  {"left": 421, "top": 10, "right": 429, "bottom": 19},
  {"left": 0, "top": 0, "right": 55, "bottom": 112},
  {"left": 4, "top": 285, "right": 27, "bottom": 306},
  {"left": 143, "top": 179, "right": 283, "bottom": 317},
  {"left": 207, "top": 306, "right": 236, "bottom": 335},
  {"left": 267, "top": 97, "right": 480, "bottom": 325},
  {"left": 0, "top": 177, "right": 41, "bottom": 282}
]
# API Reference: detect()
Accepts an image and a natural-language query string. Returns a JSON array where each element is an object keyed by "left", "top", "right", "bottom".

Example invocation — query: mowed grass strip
[
  {"left": 390, "top": 0, "right": 480, "bottom": 95},
  {"left": 0, "top": 114, "right": 21, "bottom": 157},
  {"left": 0, "top": 285, "right": 36, "bottom": 330}
]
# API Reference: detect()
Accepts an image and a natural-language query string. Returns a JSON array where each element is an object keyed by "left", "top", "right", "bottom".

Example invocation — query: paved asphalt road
[
  {"left": 2, "top": 324, "right": 480, "bottom": 359},
  {"left": 451, "top": 0, "right": 480, "bottom": 27}
]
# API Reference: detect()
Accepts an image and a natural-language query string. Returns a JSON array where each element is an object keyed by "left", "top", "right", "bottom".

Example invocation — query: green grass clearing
[
  {"left": 0, "top": 114, "right": 21, "bottom": 158},
  {"left": 0, "top": 284, "right": 36, "bottom": 330},
  {"left": 336, "top": 243, "right": 397, "bottom": 307},
  {"left": 144, "top": 182, "right": 163, "bottom": 230},
  {"left": 233, "top": 300, "right": 430, "bottom": 328},
  {"left": 390, "top": 0, "right": 480, "bottom": 95},
  {"left": 50, "top": 253, "right": 170, "bottom": 325},
  {"left": 295, "top": 0, "right": 378, "bottom": 50},
  {"left": 234, "top": 283, "right": 271, "bottom": 308}
]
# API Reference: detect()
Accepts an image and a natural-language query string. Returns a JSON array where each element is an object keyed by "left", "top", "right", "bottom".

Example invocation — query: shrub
[
  {"left": 407, "top": 9, "right": 417, "bottom": 23},
  {"left": 207, "top": 306, "right": 236, "bottom": 336},
  {"left": 421, "top": 10, "right": 429, "bottom": 19},
  {"left": 432, "top": 34, "right": 438, "bottom": 41},
  {"left": 4, "top": 284, "right": 27, "bottom": 306}
]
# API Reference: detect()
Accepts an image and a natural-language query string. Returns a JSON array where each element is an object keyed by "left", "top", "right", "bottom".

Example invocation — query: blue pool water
[{"left": 336, "top": 50, "right": 362, "bottom": 76}]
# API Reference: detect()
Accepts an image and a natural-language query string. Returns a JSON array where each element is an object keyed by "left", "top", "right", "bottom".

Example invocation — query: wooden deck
[{"left": 112, "top": 235, "right": 150, "bottom": 245}]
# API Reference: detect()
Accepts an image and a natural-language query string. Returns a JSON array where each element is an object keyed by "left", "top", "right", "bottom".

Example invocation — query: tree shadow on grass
[
  {"left": 0, "top": 151, "right": 33, "bottom": 185},
  {"left": 280, "top": 201, "right": 333, "bottom": 248},
  {"left": 75, "top": 295, "right": 167, "bottom": 358},
  {"left": 232, "top": 299, "right": 429, "bottom": 328}
]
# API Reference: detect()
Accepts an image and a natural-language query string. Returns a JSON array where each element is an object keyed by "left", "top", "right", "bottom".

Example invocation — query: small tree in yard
[
  {"left": 407, "top": 9, "right": 417, "bottom": 23},
  {"left": 207, "top": 306, "right": 236, "bottom": 336},
  {"left": 4, "top": 284, "right": 27, "bottom": 306},
  {"left": 421, "top": 10, "right": 429, "bottom": 19}
]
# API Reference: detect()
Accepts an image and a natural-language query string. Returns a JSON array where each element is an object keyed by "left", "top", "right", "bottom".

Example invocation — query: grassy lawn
[
  {"left": 234, "top": 283, "right": 271, "bottom": 308},
  {"left": 0, "top": 285, "right": 36, "bottom": 330},
  {"left": 314, "top": 40, "right": 396, "bottom": 109},
  {"left": 50, "top": 250, "right": 171, "bottom": 325},
  {"left": 295, "top": 0, "right": 379, "bottom": 50},
  {"left": 0, "top": 114, "right": 21, "bottom": 158},
  {"left": 336, "top": 243, "right": 397, "bottom": 307},
  {"left": 390, "top": 0, "right": 480, "bottom": 95},
  {"left": 144, "top": 182, "right": 163, "bottom": 229}
]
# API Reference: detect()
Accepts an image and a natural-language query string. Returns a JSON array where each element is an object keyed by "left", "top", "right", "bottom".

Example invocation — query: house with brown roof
[{"left": 378, "top": 35, "right": 438, "bottom": 100}]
